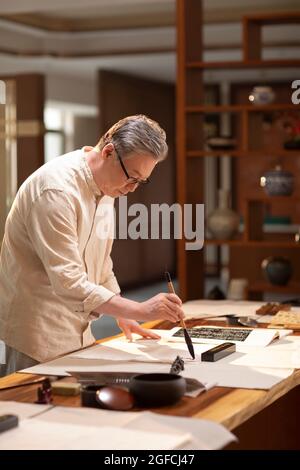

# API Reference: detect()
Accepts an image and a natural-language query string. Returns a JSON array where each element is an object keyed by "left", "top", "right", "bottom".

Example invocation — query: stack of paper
[{"left": 0, "top": 402, "right": 236, "bottom": 450}]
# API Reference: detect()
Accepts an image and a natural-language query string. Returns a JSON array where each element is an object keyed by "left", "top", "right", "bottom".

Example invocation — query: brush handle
[
  {"left": 166, "top": 276, "right": 186, "bottom": 328},
  {"left": 166, "top": 281, "right": 175, "bottom": 295},
  {"left": 165, "top": 271, "right": 195, "bottom": 360}
]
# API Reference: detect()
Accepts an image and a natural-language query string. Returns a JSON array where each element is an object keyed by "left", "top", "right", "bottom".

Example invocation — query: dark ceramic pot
[
  {"left": 207, "top": 286, "right": 226, "bottom": 300},
  {"left": 129, "top": 373, "right": 186, "bottom": 407},
  {"left": 262, "top": 257, "right": 292, "bottom": 286},
  {"left": 260, "top": 166, "right": 294, "bottom": 196}
]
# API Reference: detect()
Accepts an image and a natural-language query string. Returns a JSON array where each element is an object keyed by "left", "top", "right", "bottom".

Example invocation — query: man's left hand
[{"left": 117, "top": 318, "right": 161, "bottom": 341}]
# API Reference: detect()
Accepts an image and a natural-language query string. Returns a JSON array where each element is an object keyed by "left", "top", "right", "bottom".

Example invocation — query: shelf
[
  {"left": 186, "top": 104, "right": 298, "bottom": 113},
  {"left": 243, "top": 11, "right": 300, "bottom": 24},
  {"left": 186, "top": 59, "right": 300, "bottom": 69},
  {"left": 245, "top": 195, "right": 300, "bottom": 202},
  {"left": 187, "top": 150, "right": 242, "bottom": 157},
  {"left": 248, "top": 281, "right": 300, "bottom": 294},
  {"left": 246, "top": 241, "right": 300, "bottom": 248},
  {"left": 187, "top": 150, "right": 300, "bottom": 158},
  {"left": 205, "top": 240, "right": 300, "bottom": 248},
  {"left": 245, "top": 241, "right": 300, "bottom": 248},
  {"left": 205, "top": 239, "right": 244, "bottom": 246}
]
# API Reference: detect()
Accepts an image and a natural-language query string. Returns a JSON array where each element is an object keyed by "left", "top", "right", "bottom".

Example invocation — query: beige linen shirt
[{"left": 0, "top": 148, "right": 120, "bottom": 362}]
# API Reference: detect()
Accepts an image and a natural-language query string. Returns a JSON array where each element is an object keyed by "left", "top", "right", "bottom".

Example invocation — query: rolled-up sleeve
[{"left": 26, "top": 189, "right": 116, "bottom": 315}]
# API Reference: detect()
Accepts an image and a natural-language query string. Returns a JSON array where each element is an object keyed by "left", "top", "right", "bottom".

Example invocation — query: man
[{"left": 0, "top": 115, "right": 184, "bottom": 376}]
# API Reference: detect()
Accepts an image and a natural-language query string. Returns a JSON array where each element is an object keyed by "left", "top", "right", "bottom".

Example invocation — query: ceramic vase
[
  {"left": 248, "top": 86, "right": 275, "bottom": 105},
  {"left": 207, "top": 190, "right": 240, "bottom": 240},
  {"left": 260, "top": 165, "right": 294, "bottom": 196}
]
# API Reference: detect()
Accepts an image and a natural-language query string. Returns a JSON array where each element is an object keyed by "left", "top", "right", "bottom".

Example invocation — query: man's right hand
[
  {"left": 139, "top": 293, "right": 184, "bottom": 323},
  {"left": 96, "top": 292, "right": 185, "bottom": 323}
]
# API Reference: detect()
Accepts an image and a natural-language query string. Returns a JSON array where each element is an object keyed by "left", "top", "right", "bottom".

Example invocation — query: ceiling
[
  {"left": 0, "top": 1, "right": 174, "bottom": 31},
  {"left": 1, "top": 0, "right": 299, "bottom": 27},
  {"left": 0, "top": 0, "right": 299, "bottom": 96}
]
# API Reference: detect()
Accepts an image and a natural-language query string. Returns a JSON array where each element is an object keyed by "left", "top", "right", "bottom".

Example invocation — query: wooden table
[{"left": 1, "top": 319, "right": 300, "bottom": 450}]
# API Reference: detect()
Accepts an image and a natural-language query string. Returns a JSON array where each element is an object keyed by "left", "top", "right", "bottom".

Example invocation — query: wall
[{"left": 46, "top": 74, "right": 97, "bottom": 107}]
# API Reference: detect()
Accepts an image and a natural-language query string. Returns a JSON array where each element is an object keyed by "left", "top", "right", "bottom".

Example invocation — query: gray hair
[{"left": 97, "top": 114, "right": 168, "bottom": 161}]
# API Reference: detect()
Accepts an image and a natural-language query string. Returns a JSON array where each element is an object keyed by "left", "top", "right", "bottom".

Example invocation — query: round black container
[
  {"left": 129, "top": 373, "right": 186, "bottom": 407},
  {"left": 262, "top": 257, "right": 292, "bottom": 286}
]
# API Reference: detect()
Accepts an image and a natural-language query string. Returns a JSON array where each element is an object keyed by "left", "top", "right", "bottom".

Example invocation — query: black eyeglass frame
[{"left": 114, "top": 148, "right": 150, "bottom": 185}]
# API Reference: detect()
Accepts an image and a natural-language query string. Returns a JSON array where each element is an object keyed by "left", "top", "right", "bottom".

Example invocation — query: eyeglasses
[{"left": 115, "top": 148, "right": 150, "bottom": 185}]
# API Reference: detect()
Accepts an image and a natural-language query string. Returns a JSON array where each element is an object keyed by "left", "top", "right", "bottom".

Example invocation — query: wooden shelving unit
[{"left": 176, "top": 0, "right": 300, "bottom": 301}]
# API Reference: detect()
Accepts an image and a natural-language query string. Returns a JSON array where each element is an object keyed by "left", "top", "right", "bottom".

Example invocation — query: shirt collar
[{"left": 80, "top": 147, "right": 102, "bottom": 198}]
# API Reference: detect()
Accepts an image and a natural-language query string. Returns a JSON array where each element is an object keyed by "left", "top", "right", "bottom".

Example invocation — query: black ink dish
[{"left": 129, "top": 373, "right": 186, "bottom": 407}]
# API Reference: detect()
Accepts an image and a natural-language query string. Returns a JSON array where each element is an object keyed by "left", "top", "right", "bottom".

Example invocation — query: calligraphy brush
[{"left": 164, "top": 271, "right": 195, "bottom": 360}]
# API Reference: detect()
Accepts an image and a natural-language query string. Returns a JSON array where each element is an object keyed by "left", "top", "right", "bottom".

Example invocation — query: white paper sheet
[
  {"left": 70, "top": 335, "right": 200, "bottom": 363},
  {"left": 268, "top": 335, "right": 300, "bottom": 350},
  {"left": 37, "top": 403, "right": 139, "bottom": 427},
  {"left": 0, "top": 403, "right": 236, "bottom": 450},
  {"left": 181, "top": 361, "right": 293, "bottom": 389},
  {"left": 232, "top": 349, "right": 300, "bottom": 369},
  {"left": 125, "top": 412, "right": 236, "bottom": 450},
  {"left": 0, "top": 401, "right": 52, "bottom": 420},
  {"left": 0, "top": 420, "right": 191, "bottom": 450},
  {"left": 20, "top": 356, "right": 170, "bottom": 377},
  {"left": 70, "top": 329, "right": 292, "bottom": 364}
]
